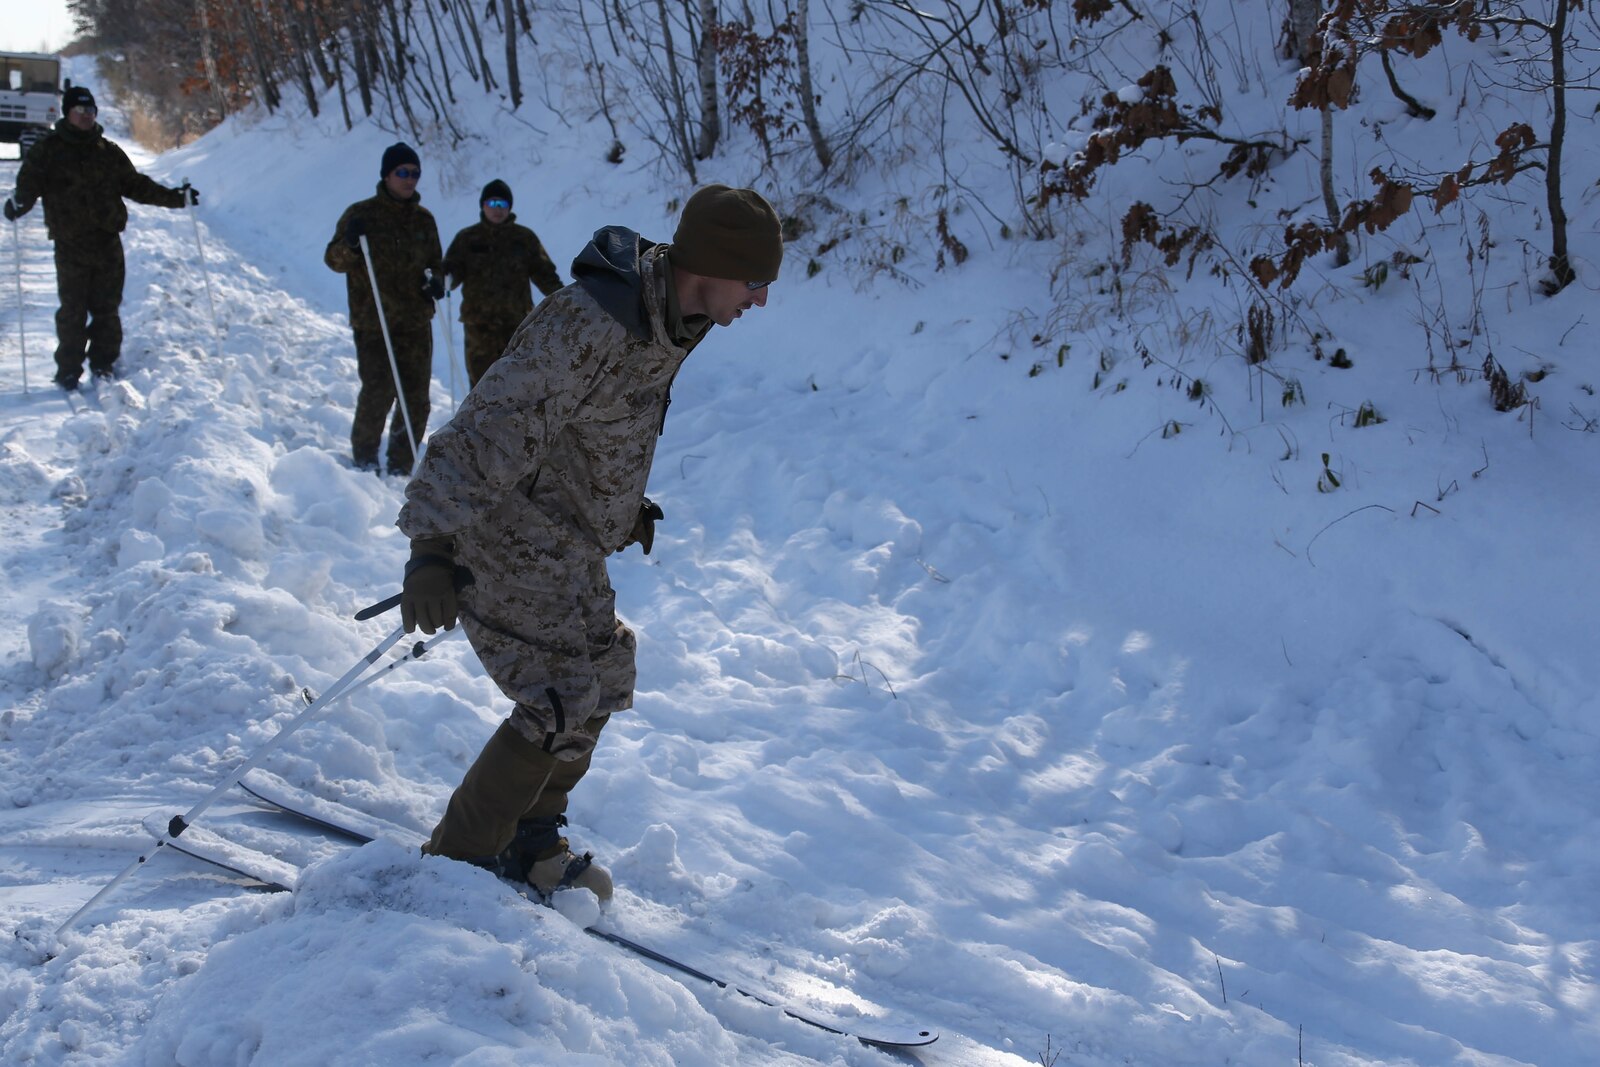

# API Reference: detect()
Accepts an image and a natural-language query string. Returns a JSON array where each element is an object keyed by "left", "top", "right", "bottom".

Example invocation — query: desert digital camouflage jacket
[
  {"left": 399, "top": 227, "right": 696, "bottom": 591},
  {"left": 442, "top": 213, "right": 563, "bottom": 326},
  {"left": 324, "top": 183, "right": 443, "bottom": 331},
  {"left": 13, "top": 120, "right": 186, "bottom": 244}
]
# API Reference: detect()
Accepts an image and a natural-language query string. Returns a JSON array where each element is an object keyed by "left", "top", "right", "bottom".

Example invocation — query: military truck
[{"left": 0, "top": 52, "right": 62, "bottom": 154}]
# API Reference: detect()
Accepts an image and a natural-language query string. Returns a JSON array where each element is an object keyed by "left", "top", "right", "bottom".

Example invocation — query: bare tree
[
  {"left": 794, "top": 0, "right": 832, "bottom": 171},
  {"left": 193, "top": 0, "right": 229, "bottom": 120},
  {"left": 1288, "top": 0, "right": 1350, "bottom": 266},
  {"left": 1280, "top": 0, "right": 1586, "bottom": 293},
  {"left": 696, "top": 0, "right": 720, "bottom": 159},
  {"left": 655, "top": 0, "right": 700, "bottom": 175}
]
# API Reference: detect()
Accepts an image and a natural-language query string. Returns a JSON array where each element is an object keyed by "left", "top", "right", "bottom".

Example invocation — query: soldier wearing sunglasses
[
  {"left": 323, "top": 142, "right": 444, "bottom": 475},
  {"left": 396, "top": 185, "right": 782, "bottom": 902},
  {"left": 5, "top": 85, "right": 198, "bottom": 390},
  {"left": 441, "top": 179, "right": 564, "bottom": 388}
]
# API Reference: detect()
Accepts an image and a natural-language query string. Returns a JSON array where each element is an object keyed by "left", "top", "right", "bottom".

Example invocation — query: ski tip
[{"left": 859, "top": 1029, "right": 939, "bottom": 1049}]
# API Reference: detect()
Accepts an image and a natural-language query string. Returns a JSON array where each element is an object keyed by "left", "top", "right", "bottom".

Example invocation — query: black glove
[
  {"left": 401, "top": 539, "right": 462, "bottom": 635},
  {"left": 344, "top": 217, "right": 367, "bottom": 249},
  {"left": 621, "top": 498, "right": 665, "bottom": 555},
  {"left": 2, "top": 197, "right": 27, "bottom": 222},
  {"left": 180, "top": 183, "right": 200, "bottom": 206},
  {"left": 424, "top": 273, "right": 446, "bottom": 300}
]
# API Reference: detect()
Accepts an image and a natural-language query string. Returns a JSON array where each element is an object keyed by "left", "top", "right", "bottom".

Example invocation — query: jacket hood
[{"left": 571, "top": 225, "right": 659, "bottom": 341}]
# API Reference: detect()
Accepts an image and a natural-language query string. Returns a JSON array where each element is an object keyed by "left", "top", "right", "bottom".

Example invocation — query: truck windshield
[{"left": 2, "top": 57, "right": 60, "bottom": 94}]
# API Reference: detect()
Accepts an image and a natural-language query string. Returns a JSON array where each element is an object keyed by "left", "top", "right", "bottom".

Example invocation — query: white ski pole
[
  {"left": 9, "top": 216, "right": 26, "bottom": 394},
  {"left": 182, "top": 177, "right": 223, "bottom": 359},
  {"left": 441, "top": 280, "right": 459, "bottom": 412},
  {"left": 56, "top": 624, "right": 425, "bottom": 939},
  {"left": 358, "top": 233, "right": 419, "bottom": 461}
]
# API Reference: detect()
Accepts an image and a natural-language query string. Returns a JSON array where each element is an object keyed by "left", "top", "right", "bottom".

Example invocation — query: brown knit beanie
[{"left": 671, "top": 185, "right": 783, "bottom": 282}]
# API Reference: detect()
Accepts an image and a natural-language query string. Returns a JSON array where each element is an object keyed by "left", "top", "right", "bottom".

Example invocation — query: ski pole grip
[
  {"left": 355, "top": 592, "right": 402, "bottom": 621},
  {"left": 355, "top": 567, "right": 472, "bottom": 621}
]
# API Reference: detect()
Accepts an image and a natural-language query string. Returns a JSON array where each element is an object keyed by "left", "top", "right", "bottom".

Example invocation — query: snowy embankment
[{"left": 1, "top": 52, "right": 1598, "bottom": 1067}]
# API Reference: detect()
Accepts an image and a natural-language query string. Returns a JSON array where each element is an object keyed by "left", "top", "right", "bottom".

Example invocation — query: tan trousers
[{"left": 423, "top": 715, "right": 609, "bottom": 861}]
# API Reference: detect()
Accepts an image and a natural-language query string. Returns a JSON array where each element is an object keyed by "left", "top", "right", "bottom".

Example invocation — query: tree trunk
[
  {"left": 1288, "top": 0, "right": 1320, "bottom": 64},
  {"left": 1320, "top": 106, "right": 1350, "bottom": 266},
  {"left": 577, "top": 0, "right": 625, "bottom": 159},
  {"left": 373, "top": 2, "right": 423, "bottom": 135},
  {"left": 238, "top": 2, "right": 282, "bottom": 112},
  {"left": 194, "top": 0, "right": 229, "bottom": 120},
  {"left": 354, "top": 24, "right": 375, "bottom": 116},
  {"left": 443, "top": 0, "right": 481, "bottom": 81},
  {"left": 695, "top": 0, "right": 720, "bottom": 160},
  {"left": 1545, "top": 0, "right": 1574, "bottom": 291},
  {"left": 502, "top": 0, "right": 522, "bottom": 107},
  {"left": 303, "top": 1, "right": 337, "bottom": 89},
  {"left": 1293, "top": 1, "right": 1349, "bottom": 267},
  {"left": 329, "top": 32, "right": 354, "bottom": 129},
  {"left": 289, "top": 23, "right": 322, "bottom": 117},
  {"left": 420, "top": 0, "right": 457, "bottom": 104},
  {"left": 383, "top": 0, "right": 407, "bottom": 81},
  {"left": 453, "top": 0, "right": 496, "bottom": 90},
  {"left": 794, "top": 0, "right": 832, "bottom": 171}
]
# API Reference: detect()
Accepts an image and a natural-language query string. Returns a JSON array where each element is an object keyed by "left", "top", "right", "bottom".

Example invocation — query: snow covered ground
[{"left": 1, "top": 41, "right": 1598, "bottom": 1067}]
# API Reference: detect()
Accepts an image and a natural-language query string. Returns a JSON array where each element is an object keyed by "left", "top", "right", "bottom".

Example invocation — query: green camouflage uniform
[
  {"left": 442, "top": 212, "right": 563, "bottom": 387},
  {"left": 13, "top": 119, "right": 187, "bottom": 384},
  {"left": 324, "top": 184, "right": 443, "bottom": 472},
  {"left": 398, "top": 228, "right": 710, "bottom": 860}
]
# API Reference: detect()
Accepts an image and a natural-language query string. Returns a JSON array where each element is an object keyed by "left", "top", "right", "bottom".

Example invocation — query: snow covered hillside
[{"left": 2, "top": 24, "right": 1598, "bottom": 1067}]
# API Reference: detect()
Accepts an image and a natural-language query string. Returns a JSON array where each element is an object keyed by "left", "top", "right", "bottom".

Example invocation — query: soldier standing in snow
[
  {"left": 396, "top": 185, "right": 783, "bottom": 901},
  {"left": 4, "top": 86, "right": 198, "bottom": 391},
  {"left": 323, "top": 143, "right": 444, "bottom": 475},
  {"left": 442, "top": 179, "right": 564, "bottom": 388}
]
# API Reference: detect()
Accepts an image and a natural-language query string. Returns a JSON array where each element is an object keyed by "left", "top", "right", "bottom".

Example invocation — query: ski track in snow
[{"left": 0, "top": 45, "right": 1598, "bottom": 1067}]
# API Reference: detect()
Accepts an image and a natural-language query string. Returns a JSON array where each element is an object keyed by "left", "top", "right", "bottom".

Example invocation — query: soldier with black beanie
[
  {"left": 443, "top": 179, "right": 564, "bottom": 387},
  {"left": 323, "top": 142, "right": 444, "bottom": 475},
  {"left": 5, "top": 86, "right": 198, "bottom": 390}
]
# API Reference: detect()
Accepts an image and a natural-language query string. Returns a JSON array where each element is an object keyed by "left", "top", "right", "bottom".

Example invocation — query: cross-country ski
[{"left": 234, "top": 772, "right": 937, "bottom": 1050}]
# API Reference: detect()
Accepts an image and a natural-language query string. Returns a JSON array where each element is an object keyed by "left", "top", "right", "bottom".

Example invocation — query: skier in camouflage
[
  {"left": 442, "top": 179, "right": 563, "bottom": 388},
  {"left": 397, "top": 185, "right": 783, "bottom": 901},
  {"left": 5, "top": 86, "right": 197, "bottom": 390},
  {"left": 323, "top": 143, "right": 444, "bottom": 475}
]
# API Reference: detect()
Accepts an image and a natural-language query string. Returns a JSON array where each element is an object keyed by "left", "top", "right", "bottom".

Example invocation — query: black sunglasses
[
  {"left": 744, "top": 280, "right": 773, "bottom": 291},
  {"left": 391, "top": 167, "right": 422, "bottom": 180}
]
